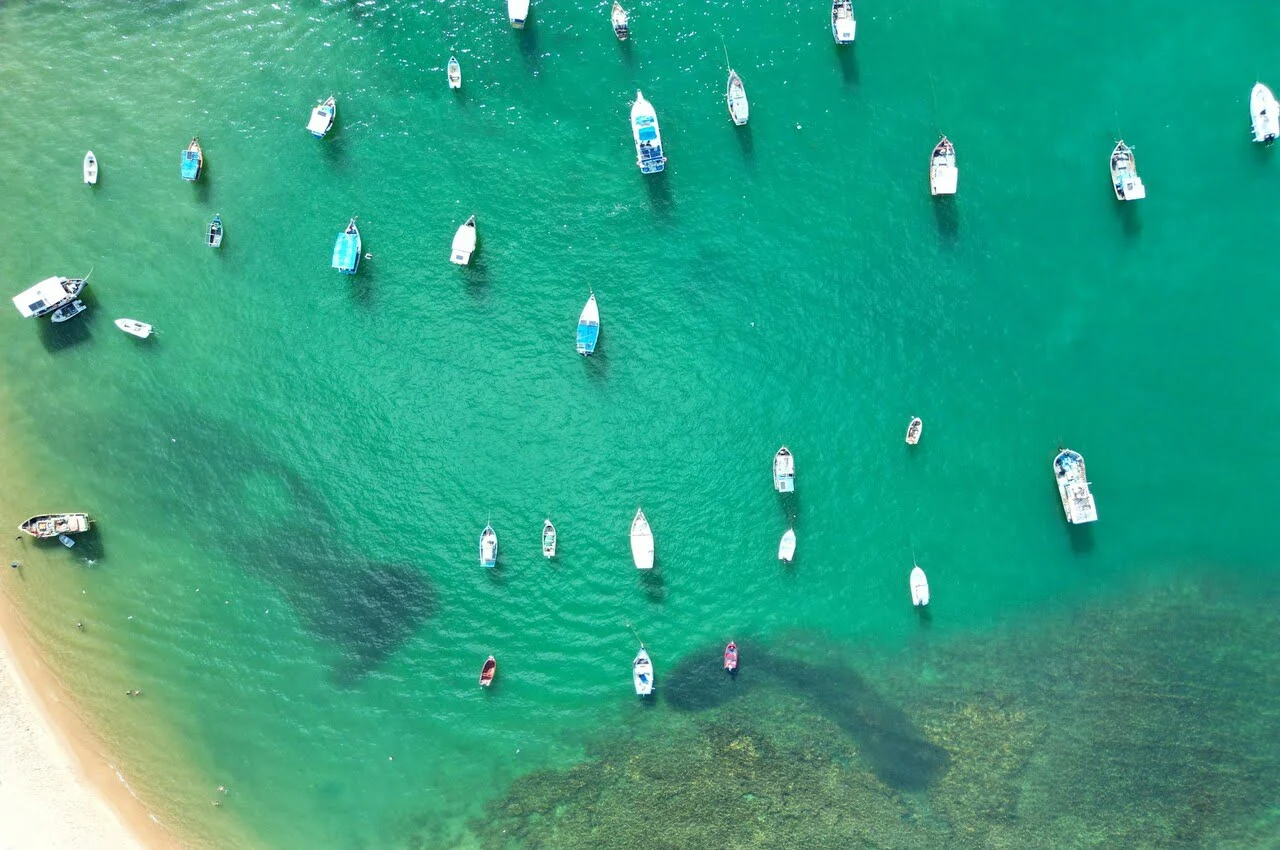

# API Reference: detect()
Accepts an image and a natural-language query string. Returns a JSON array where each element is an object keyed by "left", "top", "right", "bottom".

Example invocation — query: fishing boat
[
  {"left": 905, "top": 417, "right": 923, "bottom": 445},
  {"left": 632, "top": 647, "right": 654, "bottom": 696},
  {"left": 611, "top": 2, "right": 629, "bottom": 40},
  {"left": 726, "top": 69, "right": 749, "bottom": 126},
  {"left": 910, "top": 565, "right": 930, "bottom": 607},
  {"left": 1053, "top": 448, "right": 1098, "bottom": 524},
  {"left": 447, "top": 57, "right": 462, "bottom": 90},
  {"left": 83, "top": 151, "right": 98, "bottom": 185},
  {"left": 575, "top": 292, "right": 600, "bottom": 355},
  {"left": 630, "top": 507, "right": 654, "bottom": 569},
  {"left": 308, "top": 96, "right": 336, "bottom": 139},
  {"left": 929, "top": 136, "right": 957, "bottom": 196},
  {"left": 12, "top": 276, "right": 87, "bottom": 319},
  {"left": 114, "top": 318, "right": 154, "bottom": 338},
  {"left": 332, "top": 218, "right": 361, "bottom": 274},
  {"left": 479, "top": 656, "right": 497, "bottom": 687},
  {"left": 1251, "top": 82, "right": 1279, "bottom": 143},
  {"left": 208, "top": 214, "right": 224, "bottom": 248},
  {"left": 57, "top": 534, "right": 76, "bottom": 549},
  {"left": 480, "top": 523, "right": 498, "bottom": 568},
  {"left": 1110, "top": 141, "right": 1146, "bottom": 201},
  {"left": 450, "top": 215, "right": 477, "bottom": 265},
  {"left": 723, "top": 641, "right": 738, "bottom": 673},
  {"left": 778, "top": 528, "right": 796, "bottom": 562},
  {"left": 773, "top": 446, "right": 795, "bottom": 493},
  {"left": 180, "top": 137, "right": 202, "bottom": 181},
  {"left": 542, "top": 519, "right": 557, "bottom": 558},
  {"left": 50, "top": 300, "right": 87, "bottom": 323},
  {"left": 831, "top": 0, "right": 856, "bottom": 44},
  {"left": 508, "top": 0, "right": 529, "bottom": 29},
  {"left": 631, "top": 91, "right": 667, "bottom": 174},
  {"left": 20, "top": 513, "right": 90, "bottom": 539}
]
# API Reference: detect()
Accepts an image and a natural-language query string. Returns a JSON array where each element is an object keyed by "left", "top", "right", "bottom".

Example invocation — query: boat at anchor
[
  {"left": 929, "top": 137, "right": 957, "bottom": 196},
  {"left": 115, "top": 318, "right": 154, "bottom": 338},
  {"left": 479, "top": 656, "right": 496, "bottom": 687},
  {"left": 630, "top": 507, "right": 654, "bottom": 569},
  {"left": 726, "top": 68, "right": 749, "bottom": 126},
  {"left": 308, "top": 96, "right": 336, "bottom": 138},
  {"left": 1251, "top": 82, "right": 1279, "bottom": 143},
  {"left": 632, "top": 646, "right": 654, "bottom": 695},
  {"left": 1110, "top": 141, "right": 1146, "bottom": 201},
  {"left": 50, "top": 300, "right": 87, "bottom": 323},
  {"left": 611, "top": 2, "right": 629, "bottom": 40},
  {"left": 20, "top": 513, "right": 90, "bottom": 539},
  {"left": 778, "top": 528, "right": 796, "bottom": 562},
  {"left": 12, "top": 275, "right": 88, "bottom": 319},
  {"left": 480, "top": 523, "right": 498, "bottom": 568},
  {"left": 905, "top": 417, "right": 923, "bottom": 445},
  {"left": 332, "top": 218, "right": 361, "bottom": 274},
  {"left": 631, "top": 91, "right": 666, "bottom": 174},
  {"left": 447, "top": 57, "right": 462, "bottom": 90},
  {"left": 1054, "top": 448, "right": 1098, "bottom": 524},
  {"left": 450, "top": 216, "right": 476, "bottom": 265},
  {"left": 180, "top": 137, "right": 202, "bottom": 181},
  {"left": 831, "top": 0, "right": 856, "bottom": 44},
  {"left": 910, "top": 565, "right": 930, "bottom": 607},
  {"left": 773, "top": 446, "right": 795, "bottom": 493},
  {"left": 83, "top": 151, "right": 98, "bottom": 185},
  {"left": 542, "top": 519, "right": 557, "bottom": 558},
  {"left": 575, "top": 292, "right": 600, "bottom": 355}
]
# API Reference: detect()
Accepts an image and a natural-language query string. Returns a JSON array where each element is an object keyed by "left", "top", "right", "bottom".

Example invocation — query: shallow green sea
[{"left": 3, "top": 1, "right": 1280, "bottom": 847}]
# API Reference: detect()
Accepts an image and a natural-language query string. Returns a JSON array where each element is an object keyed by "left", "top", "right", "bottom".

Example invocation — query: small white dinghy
[
  {"left": 1251, "top": 82, "right": 1279, "bottom": 143},
  {"left": 542, "top": 519, "right": 557, "bottom": 558},
  {"left": 632, "top": 646, "right": 654, "bottom": 696},
  {"left": 778, "top": 528, "right": 796, "bottom": 563},
  {"left": 630, "top": 507, "right": 654, "bottom": 569},
  {"left": 447, "top": 56, "right": 462, "bottom": 90},
  {"left": 114, "top": 318, "right": 154, "bottom": 339},
  {"left": 57, "top": 533, "right": 77, "bottom": 549},
  {"left": 910, "top": 565, "right": 930, "bottom": 607},
  {"left": 450, "top": 215, "right": 477, "bottom": 265},
  {"left": 83, "top": 151, "right": 98, "bottom": 185}
]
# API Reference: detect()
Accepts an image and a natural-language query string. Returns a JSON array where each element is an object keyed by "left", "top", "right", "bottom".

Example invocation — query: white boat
[
  {"left": 631, "top": 91, "right": 667, "bottom": 174},
  {"left": 905, "top": 417, "right": 923, "bottom": 445},
  {"left": 611, "top": 2, "right": 629, "bottom": 40},
  {"left": 575, "top": 292, "right": 600, "bottom": 356},
  {"left": 542, "top": 519, "right": 557, "bottom": 558},
  {"left": 480, "top": 523, "right": 498, "bottom": 568},
  {"left": 58, "top": 534, "right": 76, "bottom": 549},
  {"left": 50, "top": 299, "right": 87, "bottom": 323},
  {"left": 726, "top": 69, "right": 749, "bottom": 126},
  {"left": 1110, "top": 141, "right": 1146, "bottom": 201},
  {"left": 508, "top": 0, "right": 529, "bottom": 28},
  {"left": 831, "top": 0, "right": 856, "bottom": 44},
  {"left": 910, "top": 565, "right": 929, "bottom": 607},
  {"left": 1251, "top": 82, "right": 1279, "bottom": 143},
  {"left": 307, "top": 96, "right": 336, "bottom": 139},
  {"left": 83, "top": 151, "right": 98, "bottom": 185},
  {"left": 630, "top": 507, "right": 654, "bottom": 569},
  {"left": 114, "top": 318, "right": 154, "bottom": 339},
  {"left": 632, "top": 647, "right": 654, "bottom": 696},
  {"left": 447, "top": 57, "right": 462, "bottom": 90},
  {"left": 12, "top": 275, "right": 87, "bottom": 319},
  {"left": 1053, "top": 448, "right": 1098, "bottom": 524},
  {"left": 773, "top": 446, "right": 795, "bottom": 493},
  {"left": 778, "top": 528, "right": 796, "bottom": 562},
  {"left": 450, "top": 215, "right": 477, "bottom": 265},
  {"left": 929, "top": 136, "right": 957, "bottom": 196}
]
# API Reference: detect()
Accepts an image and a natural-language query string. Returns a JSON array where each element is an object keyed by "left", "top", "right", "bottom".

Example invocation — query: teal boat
[
  {"left": 332, "top": 218, "right": 361, "bottom": 274},
  {"left": 180, "top": 137, "right": 202, "bottom": 181}
]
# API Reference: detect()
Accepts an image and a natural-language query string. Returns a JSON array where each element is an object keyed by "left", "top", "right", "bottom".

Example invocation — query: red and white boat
[
  {"left": 723, "top": 641, "right": 738, "bottom": 673},
  {"left": 479, "top": 655, "right": 496, "bottom": 687}
]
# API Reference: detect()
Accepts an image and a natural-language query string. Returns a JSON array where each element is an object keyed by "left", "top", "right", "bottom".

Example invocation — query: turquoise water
[{"left": 2, "top": 1, "right": 1280, "bottom": 846}]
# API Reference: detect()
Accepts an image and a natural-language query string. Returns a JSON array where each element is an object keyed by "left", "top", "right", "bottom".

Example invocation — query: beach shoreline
[{"left": 0, "top": 587, "right": 178, "bottom": 850}]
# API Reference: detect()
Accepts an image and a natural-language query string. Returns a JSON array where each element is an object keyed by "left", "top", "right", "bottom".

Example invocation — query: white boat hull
[
  {"left": 508, "top": 0, "right": 529, "bottom": 28},
  {"left": 910, "top": 566, "right": 929, "bottom": 607},
  {"left": 83, "top": 151, "right": 98, "bottom": 185},
  {"left": 114, "top": 318, "right": 153, "bottom": 338},
  {"left": 1252, "top": 83, "right": 1279, "bottom": 143},
  {"left": 451, "top": 218, "right": 477, "bottom": 265},
  {"left": 633, "top": 648, "right": 654, "bottom": 695},
  {"left": 778, "top": 529, "right": 796, "bottom": 562},
  {"left": 630, "top": 509, "right": 654, "bottom": 569}
]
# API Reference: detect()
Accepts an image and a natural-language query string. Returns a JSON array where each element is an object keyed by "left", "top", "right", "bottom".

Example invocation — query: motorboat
[
  {"left": 542, "top": 519, "right": 557, "bottom": 558},
  {"left": 632, "top": 647, "right": 654, "bottom": 695},
  {"left": 727, "top": 69, "right": 749, "bottom": 126},
  {"left": 929, "top": 136, "right": 957, "bottom": 196},
  {"left": 479, "top": 656, "right": 497, "bottom": 687},
  {"left": 57, "top": 534, "right": 76, "bottom": 549},
  {"left": 50, "top": 299, "right": 87, "bottom": 323},
  {"left": 1053, "top": 448, "right": 1098, "bottom": 524},
  {"left": 508, "top": 0, "right": 529, "bottom": 28},
  {"left": 778, "top": 528, "right": 796, "bottom": 562},
  {"left": 181, "top": 137, "right": 202, "bottom": 181},
  {"left": 575, "top": 292, "right": 600, "bottom": 355},
  {"left": 831, "top": 0, "right": 856, "bottom": 44},
  {"left": 630, "top": 507, "right": 654, "bottom": 569},
  {"left": 910, "top": 565, "right": 929, "bottom": 607},
  {"left": 905, "top": 417, "right": 923, "bottom": 445},
  {"left": 611, "top": 2, "right": 629, "bottom": 40},
  {"left": 12, "top": 276, "right": 87, "bottom": 319},
  {"left": 631, "top": 91, "right": 666, "bottom": 174},
  {"left": 450, "top": 215, "right": 477, "bottom": 265},
  {"left": 115, "top": 318, "right": 154, "bottom": 338},
  {"left": 1110, "top": 141, "right": 1146, "bottom": 201},
  {"left": 83, "top": 151, "right": 98, "bottom": 185},
  {"left": 20, "top": 513, "right": 90, "bottom": 539},
  {"left": 208, "top": 214, "right": 224, "bottom": 248},
  {"left": 332, "top": 218, "right": 361, "bottom": 274},
  {"left": 723, "top": 641, "right": 738, "bottom": 673},
  {"left": 308, "top": 96, "right": 336, "bottom": 138},
  {"left": 480, "top": 523, "right": 498, "bottom": 568},
  {"left": 773, "top": 446, "right": 795, "bottom": 493},
  {"left": 447, "top": 57, "right": 462, "bottom": 90},
  {"left": 1251, "top": 82, "right": 1279, "bottom": 143}
]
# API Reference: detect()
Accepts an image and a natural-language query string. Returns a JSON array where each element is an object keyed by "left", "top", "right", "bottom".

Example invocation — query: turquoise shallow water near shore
[{"left": 2, "top": 1, "right": 1280, "bottom": 846}]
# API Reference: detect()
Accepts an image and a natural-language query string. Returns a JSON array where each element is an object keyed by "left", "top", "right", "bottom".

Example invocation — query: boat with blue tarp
[
  {"left": 332, "top": 218, "right": 361, "bottom": 274},
  {"left": 630, "top": 91, "right": 666, "bottom": 174},
  {"left": 181, "top": 137, "right": 203, "bottom": 181},
  {"left": 576, "top": 292, "right": 600, "bottom": 355}
]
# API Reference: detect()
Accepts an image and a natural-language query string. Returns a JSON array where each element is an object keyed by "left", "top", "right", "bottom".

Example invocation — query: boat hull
[
  {"left": 633, "top": 649, "right": 654, "bottom": 695},
  {"left": 508, "top": 0, "right": 529, "bottom": 28},
  {"left": 905, "top": 417, "right": 922, "bottom": 445},
  {"left": 1251, "top": 83, "right": 1279, "bottom": 143},
  {"left": 724, "top": 643, "right": 738, "bottom": 672},
  {"left": 910, "top": 566, "right": 929, "bottom": 606},
  {"left": 480, "top": 656, "right": 496, "bottom": 687},
  {"left": 333, "top": 221, "right": 362, "bottom": 274},
  {"left": 542, "top": 520, "right": 557, "bottom": 558},
  {"left": 450, "top": 218, "right": 477, "bottom": 265},
  {"left": 480, "top": 526, "right": 498, "bottom": 568},
  {"left": 308, "top": 98, "right": 336, "bottom": 138},
  {"left": 773, "top": 447, "right": 795, "bottom": 493},
  {"left": 630, "top": 509, "right": 654, "bottom": 569},
  {"left": 778, "top": 529, "right": 796, "bottom": 562},
  {"left": 181, "top": 139, "right": 202, "bottom": 181},
  {"left": 20, "top": 513, "right": 90, "bottom": 539},
  {"left": 83, "top": 152, "right": 98, "bottom": 185},
  {"left": 576, "top": 293, "right": 600, "bottom": 355},
  {"left": 727, "top": 72, "right": 749, "bottom": 126},
  {"left": 1054, "top": 449, "right": 1098, "bottom": 524},
  {"left": 631, "top": 92, "right": 666, "bottom": 174}
]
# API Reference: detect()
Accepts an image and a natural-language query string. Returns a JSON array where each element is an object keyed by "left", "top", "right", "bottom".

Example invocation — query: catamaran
[
  {"left": 450, "top": 216, "right": 477, "bottom": 265},
  {"left": 575, "top": 292, "right": 600, "bottom": 355},
  {"left": 1110, "top": 141, "right": 1146, "bottom": 201},
  {"left": 332, "top": 218, "right": 361, "bottom": 274},
  {"left": 632, "top": 646, "right": 654, "bottom": 696},
  {"left": 1251, "top": 82, "right": 1279, "bottom": 143},
  {"left": 631, "top": 91, "right": 666, "bottom": 174},
  {"left": 208, "top": 214, "right": 224, "bottom": 248},
  {"left": 910, "top": 565, "right": 930, "bottom": 607},
  {"left": 480, "top": 523, "right": 498, "bottom": 568},
  {"left": 773, "top": 446, "right": 795, "bottom": 493},
  {"left": 929, "top": 136, "right": 957, "bottom": 196},
  {"left": 50, "top": 300, "right": 87, "bottom": 323},
  {"left": 447, "top": 57, "right": 462, "bottom": 90},
  {"left": 1054, "top": 448, "right": 1098, "bottom": 524},
  {"left": 508, "top": 0, "right": 529, "bottom": 28},
  {"left": 611, "top": 2, "right": 629, "bottom": 40},
  {"left": 115, "top": 318, "right": 154, "bottom": 338},
  {"left": 12, "top": 276, "right": 88, "bottom": 319},
  {"left": 308, "top": 97, "right": 336, "bottom": 138},
  {"left": 181, "top": 137, "right": 202, "bottom": 181},
  {"left": 83, "top": 151, "right": 98, "bottom": 185},
  {"left": 726, "top": 65, "right": 749, "bottom": 126},
  {"left": 778, "top": 528, "right": 796, "bottom": 562},
  {"left": 831, "top": 0, "right": 856, "bottom": 44},
  {"left": 20, "top": 513, "right": 90, "bottom": 539},
  {"left": 630, "top": 507, "right": 654, "bottom": 569},
  {"left": 542, "top": 519, "right": 557, "bottom": 558}
]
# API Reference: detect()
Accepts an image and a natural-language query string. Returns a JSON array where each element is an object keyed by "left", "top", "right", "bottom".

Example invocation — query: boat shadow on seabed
[
  {"left": 1113, "top": 199, "right": 1141, "bottom": 239},
  {"left": 835, "top": 45, "right": 859, "bottom": 87},
  {"left": 932, "top": 195, "right": 959, "bottom": 247}
]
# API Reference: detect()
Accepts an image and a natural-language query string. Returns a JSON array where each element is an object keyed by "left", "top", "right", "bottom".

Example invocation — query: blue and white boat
[
  {"left": 1053, "top": 448, "right": 1098, "bottom": 524},
  {"left": 180, "top": 137, "right": 202, "bottom": 181},
  {"left": 575, "top": 292, "right": 600, "bottom": 356},
  {"left": 508, "top": 0, "right": 529, "bottom": 28},
  {"left": 631, "top": 91, "right": 666, "bottom": 174},
  {"left": 480, "top": 523, "right": 498, "bottom": 568},
  {"left": 831, "top": 0, "right": 856, "bottom": 44},
  {"left": 308, "top": 96, "right": 336, "bottom": 139},
  {"left": 332, "top": 218, "right": 361, "bottom": 274}
]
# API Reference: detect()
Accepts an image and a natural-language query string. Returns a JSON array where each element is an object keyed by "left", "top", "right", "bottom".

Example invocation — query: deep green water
[{"left": 2, "top": 1, "right": 1280, "bottom": 846}]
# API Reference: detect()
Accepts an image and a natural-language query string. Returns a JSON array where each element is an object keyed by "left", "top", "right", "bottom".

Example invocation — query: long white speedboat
[
  {"left": 115, "top": 318, "right": 154, "bottom": 338},
  {"left": 831, "top": 0, "right": 856, "bottom": 44},
  {"left": 929, "top": 136, "right": 957, "bottom": 196},
  {"left": 1110, "top": 141, "right": 1146, "bottom": 201},
  {"left": 630, "top": 507, "right": 654, "bottom": 569},
  {"left": 631, "top": 91, "right": 666, "bottom": 174},
  {"left": 508, "top": 0, "right": 529, "bottom": 28},
  {"left": 632, "top": 647, "right": 654, "bottom": 696},
  {"left": 450, "top": 215, "right": 477, "bottom": 265},
  {"left": 910, "top": 565, "right": 930, "bottom": 607},
  {"left": 727, "top": 69, "right": 749, "bottom": 126},
  {"left": 1053, "top": 448, "right": 1098, "bottom": 524},
  {"left": 542, "top": 519, "right": 557, "bottom": 558},
  {"left": 83, "top": 151, "right": 98, "bottom": 185},
  {"left": 480, "top": 523, "right": 498, "bottom": 568},
  {"left": 1251, "top": 82, "right": 1279, "bottom": 143},
  {"left": 778, "top": 528, "right": 796, "bottom": 563},
  {"left": 773, "top": 446, "right": 795, "bottom": 493},
  {"left": 308, "top": 96, "right": 336, "bottom": 139}
]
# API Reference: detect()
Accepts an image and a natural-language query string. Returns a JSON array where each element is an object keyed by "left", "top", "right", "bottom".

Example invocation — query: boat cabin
[{"left": 12, "top": 277, "right": 73, "bottom": 318}]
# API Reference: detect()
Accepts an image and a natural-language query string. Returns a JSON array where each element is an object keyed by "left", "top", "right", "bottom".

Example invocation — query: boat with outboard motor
[
  {"left": 1110, "top": 141, "right": 1146, "bottom": 201},
  {"left": 447, "top": 57, "right": 462, "bottom": 90},
  {"left": 20, "top": 513, "right": 90, "bottom": 539},
  {"left": 633, "top": 646, "right": 654, "bottom": 696},
  {"left": 778, "top": 528, "right": 796, "bottom": 562},
  {"left": 83, "top": 151, "right": 98, "bottom": 185},
  {"left": 450, "top": 216, "right": 476, "bottom": 265},
  {"left": 115, "top": 318, "right": 153, "bottom": 338},
  {"left": 542, "top": 519, "right": 557, "bottom": 558},
  {"left": 929, "top": 136, "right": 957, "bottom": 196},
  {"left": 1251, "top": 82, "right": 1279, "bottom": 143},
  {"left": 332, "top": 218, "right": 361, "bottom": 274},
  {"left": 631, "top": 91, "right": 666, "bottom": 174},
  {"left": 910, "top": 565, "right": 930, "bottom": 607},
  {"left": 508, "top": 0, "right": 529, "bottom": 28},
  {"left": 50, "top": 300, "right": 87, "bottom": 323},
  {"left": 727, "top": 67, "right": 748, "bottom": 126},
  {"left": 773, "top": 446, "right": 795, "bottom": 493},
  {"left": 308, "top": 96, "right": 336, "bottom": 138},
  {"left": 1054, "top": 448, "right": 1098, "bottom": 524},
  {"left": 576, "top": 292, "right": 600, "bottom": 355},
  {"left": 181, "top": 137, "right": 202, "bottom": 181}
]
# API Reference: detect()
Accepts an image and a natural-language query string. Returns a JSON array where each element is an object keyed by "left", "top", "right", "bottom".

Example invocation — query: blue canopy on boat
[
  {"left": 180, "top": 150, "right": 200, "bottom": 180},
  {"left": 576, "top": 321, "right": 600, "bottom": 355},
  {"left": 638, "top": 126, "right": 657, "bottom": 141},
  {"left": 332, "top": 231, "right": 360, "bottom": 273}
]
